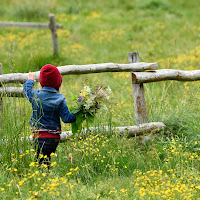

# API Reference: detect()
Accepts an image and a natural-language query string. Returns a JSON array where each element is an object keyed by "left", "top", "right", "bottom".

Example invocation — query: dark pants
[{"left": 34, "top": 138, "right": 59, "bottom": 169}]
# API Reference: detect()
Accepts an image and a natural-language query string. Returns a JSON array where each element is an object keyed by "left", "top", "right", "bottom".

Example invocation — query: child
[{"left": 24, "top": 64, "right": 76, "bottom": 169}]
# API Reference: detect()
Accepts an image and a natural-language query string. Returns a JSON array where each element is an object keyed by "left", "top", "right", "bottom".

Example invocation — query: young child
[{"left": 24, "top": 64, "right": 76, "bottom": 169}]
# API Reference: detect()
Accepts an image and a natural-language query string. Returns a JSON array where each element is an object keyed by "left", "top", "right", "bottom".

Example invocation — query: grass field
[{"left": 1, "top": 0, "right": 200, "bottom": 199}]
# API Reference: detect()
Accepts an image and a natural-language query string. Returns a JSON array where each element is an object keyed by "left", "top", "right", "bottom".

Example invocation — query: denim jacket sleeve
[
  {"left": 60, "top": 98, "right": 76, "bottom": 123},
  {"left": 23, "top": 79, "right": 35, "bottom": 102}
]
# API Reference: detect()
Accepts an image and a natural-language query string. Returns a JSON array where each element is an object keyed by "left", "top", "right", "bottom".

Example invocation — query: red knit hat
[{"left": 39, "top": 64, "right": 63, "bottom": 91}]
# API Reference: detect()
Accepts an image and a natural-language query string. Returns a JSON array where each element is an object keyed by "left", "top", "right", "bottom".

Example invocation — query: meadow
[{"left": 1, "top": 0, "right": 200, "bottom": 199}]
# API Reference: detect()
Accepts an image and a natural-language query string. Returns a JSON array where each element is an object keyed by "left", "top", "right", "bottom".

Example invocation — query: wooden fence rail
[
  {"left": 1, "top": 122, "right": 166, "bottom": 143},
  {"left": 0, "top": 22, "right": 62, "bottom": 29},
  {"left": 0, "top": 87, "right": 24, "bottom": 97},
  {"left": 0, "top": 14, "right": 62, "bottom": 56},
  {"left": 28, "top": 122, "right": 166, "bottom": 142},
  {"left": 132, "top": 69, "right": 200, "bottom": 84},
  {"left": 60, "top": 122, "right": 166, "bottom": 141},
  {"left": 0, "top": 62, "right": 158, "bottom": 84}
]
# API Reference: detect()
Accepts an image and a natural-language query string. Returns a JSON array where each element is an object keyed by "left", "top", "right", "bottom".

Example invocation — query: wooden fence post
[
  {"left": 0, "top": 63, "right": 3, "bottom": 131},
  {"left": 128, "top": 52, "right": 148, "bottom": 125},
  {"left": 49, "top": 14, "right": 59, "bottom": 57}
]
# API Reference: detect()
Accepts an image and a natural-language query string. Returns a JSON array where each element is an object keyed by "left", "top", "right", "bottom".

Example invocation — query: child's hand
[{"left": 28, "top": 72, "right": 35, "bottom": 81}]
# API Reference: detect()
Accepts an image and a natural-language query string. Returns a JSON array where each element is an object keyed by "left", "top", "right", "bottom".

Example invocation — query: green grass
[{"left": 1, "top": 0, "right": 200, "bottom": 199}]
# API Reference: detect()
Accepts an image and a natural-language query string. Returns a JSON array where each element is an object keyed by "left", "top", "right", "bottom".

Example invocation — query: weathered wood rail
[
  {"left": 0, "top": 22, "right": 62, "bottom": 29},
  {"left": 132, "top": 69, "right": 200, "bottom": 84},
  {"left": 0, "top": 87, "right": 24, "bottom": 97},
  {"left": 0, "top": 62, "right": 158, "bottom": 98},
  {"left": 0, "top": 62, "right": 158, "bottom": 84},
  {"left": 0, "top": 14, "right": 62, "bottom": 56},
  {"left": 20, "top": 122, "right": 166, "bottom": 142},
  {"left": 60, "top": 122, "right": 166, "bottom": 141}
]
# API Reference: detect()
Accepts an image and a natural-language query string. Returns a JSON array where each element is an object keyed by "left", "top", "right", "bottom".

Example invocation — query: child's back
[{"left": 24, "top": 64, "right": 76, "bottom": 169}]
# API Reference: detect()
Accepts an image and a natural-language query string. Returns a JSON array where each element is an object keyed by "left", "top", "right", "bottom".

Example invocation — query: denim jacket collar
[{"left": 42, "top": 87, "right": 58, "bottom": 93}]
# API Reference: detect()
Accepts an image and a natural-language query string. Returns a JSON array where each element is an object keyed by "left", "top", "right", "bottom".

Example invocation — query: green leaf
[
  {"left": 76, "top": 111, "right": 86, "bottom": 123},
  {"left": 71, "top": 122, "right": 79, "bottom": 134},
  {"left": 71, "top": 111, "right": 86, "bottom": 135},
  {"left": 70, "top": 92, "right": 77, "bottom": 101},
  {"left": 71, "top": 107, "right": 80, "bottom": 114},
  {"left": 86, "top": 114, "right": 95, "bottom": 124}
]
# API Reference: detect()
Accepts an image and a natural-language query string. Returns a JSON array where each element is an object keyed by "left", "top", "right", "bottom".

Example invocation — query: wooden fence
[
  {"left": 1, "top": 51, "right": 200, "bottom": 139},
  {"left": 0, "top": 14, "right": 62, "bottom": 56}
]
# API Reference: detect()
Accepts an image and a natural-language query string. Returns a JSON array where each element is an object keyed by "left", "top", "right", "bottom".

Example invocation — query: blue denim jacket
[{"left": 24, "top": 79, "right": 76, "bottom": 131}]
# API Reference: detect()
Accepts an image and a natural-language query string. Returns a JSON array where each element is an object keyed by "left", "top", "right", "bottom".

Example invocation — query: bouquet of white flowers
[{"left": 70, "top": 85, "right": 112, "bottom": 134}]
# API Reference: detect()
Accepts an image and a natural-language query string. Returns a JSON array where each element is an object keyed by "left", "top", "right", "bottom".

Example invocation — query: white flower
[
  {"left": 105, "top": 95, "right": 109, "bottom": 100},
  {"left": 91, "top": 94, "right": 96, "bottom": 100},
  {"left": 84, "top": 104, "right": 91, "bottom": 110},
  {"left": 86, "top": 98, "right": 94, "bottom": 106},
  {"left": 84, "top": 86, "right": 91, "bottom": 93},
  {"left": 106, "top": 87, "right": 112, "bottom": 95}
]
